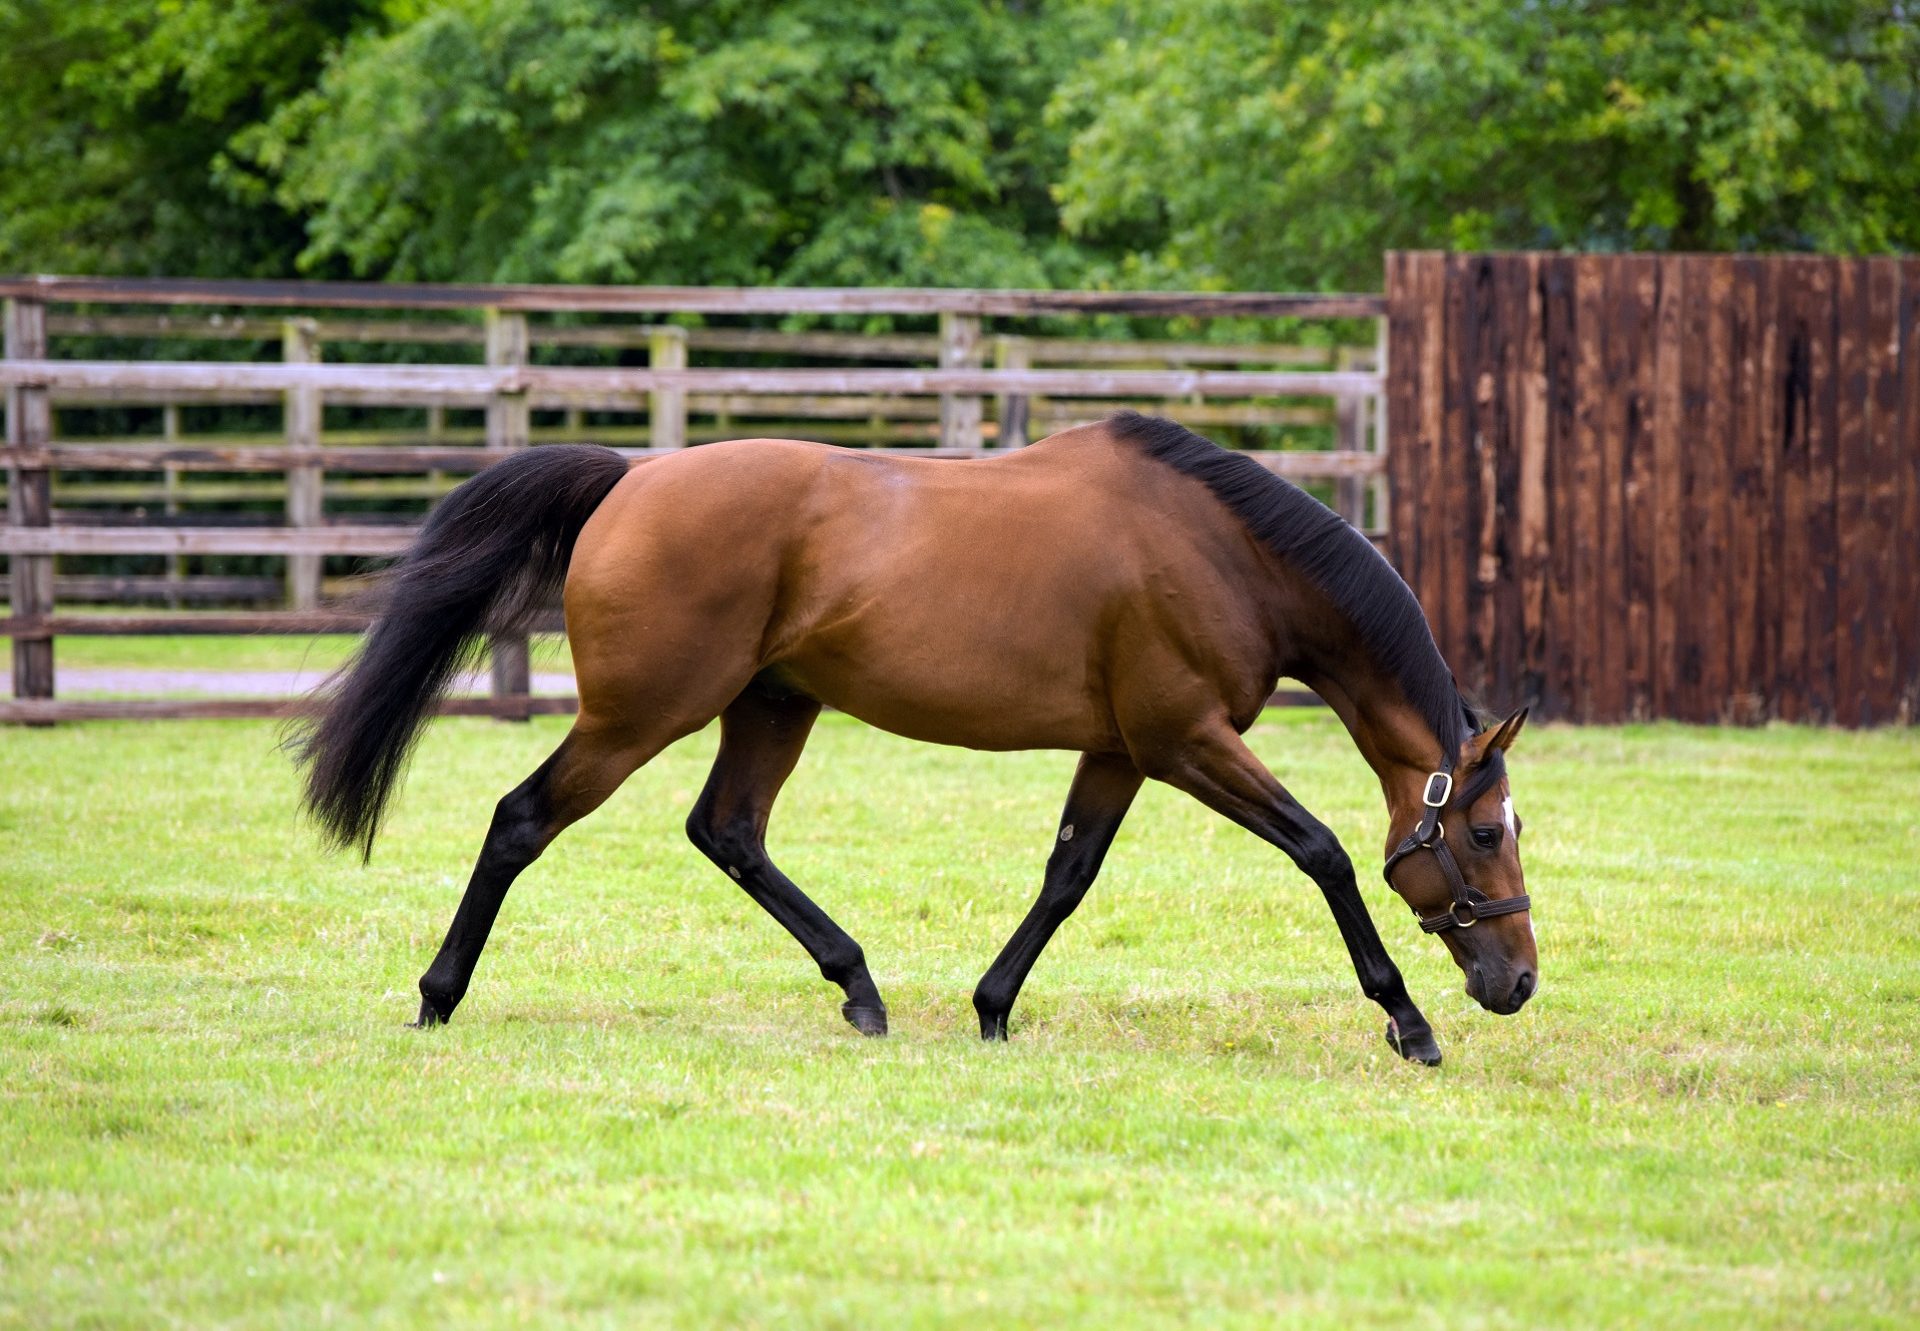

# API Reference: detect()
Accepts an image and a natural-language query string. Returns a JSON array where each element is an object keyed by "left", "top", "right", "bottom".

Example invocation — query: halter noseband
[{"left": 1382, "top": 769, "right": 1531, "bottom": 933}]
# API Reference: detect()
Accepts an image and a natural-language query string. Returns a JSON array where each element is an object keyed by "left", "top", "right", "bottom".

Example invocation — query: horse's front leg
[
  {"left": 1150, "top": 718, "right": 1442, "bottom": 1065},
  {"left": 972, "top": 752, "right": 1143, "bottom": 1040}
]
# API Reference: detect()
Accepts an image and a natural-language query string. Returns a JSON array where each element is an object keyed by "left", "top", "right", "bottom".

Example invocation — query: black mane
[{"left": 1110, "top": 411, "right": 1471, "bottom": 753}]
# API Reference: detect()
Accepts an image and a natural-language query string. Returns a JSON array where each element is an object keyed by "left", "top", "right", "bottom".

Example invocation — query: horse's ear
[{"left": 1484, "top": 705, "right": 1529, "bottom": 753}]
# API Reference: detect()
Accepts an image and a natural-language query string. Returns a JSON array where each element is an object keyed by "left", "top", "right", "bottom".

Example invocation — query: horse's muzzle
[{"left": 1468, "top": 964, "right": 1537, "bottom": 1016}]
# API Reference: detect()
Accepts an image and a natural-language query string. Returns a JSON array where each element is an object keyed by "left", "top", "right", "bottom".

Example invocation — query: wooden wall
[{"left": 1385, "top": 251, "right": 1920, "bottom": 726}]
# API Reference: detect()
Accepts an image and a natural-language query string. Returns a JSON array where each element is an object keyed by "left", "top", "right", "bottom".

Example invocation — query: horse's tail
[{"left": 290, "top": 444, "right": 631, "bottom": 858}]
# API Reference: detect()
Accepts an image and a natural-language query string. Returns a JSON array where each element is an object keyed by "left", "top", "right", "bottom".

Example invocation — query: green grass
[{"left": 3, "top": 708, "right": 1917, "bottom": 1328}]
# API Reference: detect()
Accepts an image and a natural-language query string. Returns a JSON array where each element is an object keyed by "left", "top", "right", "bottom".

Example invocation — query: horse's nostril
[{"left": 1510, "top": 970, "right": 1536, "bottom": 1007}]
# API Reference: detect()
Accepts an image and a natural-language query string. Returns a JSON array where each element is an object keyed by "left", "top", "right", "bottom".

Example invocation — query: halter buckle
[
  {"left": 1449, "top": 899, "right": 1479, "bottom": 929},
  {"left": 1421, "top": 771, "right": 1453, "bottom": 808}
]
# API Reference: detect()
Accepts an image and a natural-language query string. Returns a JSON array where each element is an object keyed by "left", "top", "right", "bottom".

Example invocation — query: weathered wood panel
[
  {"left": 1650, "top": 255, "right": 1686, "bottom": 718},
  {"left": 1538, "top": 255, "right": 1579, "bottom": 719},
  {"left": 1387, "top": 251, "right": 1919, "bottom": 726},
  {"left": 1901, "top": 261, "right": 1920, "bottom": 721}
]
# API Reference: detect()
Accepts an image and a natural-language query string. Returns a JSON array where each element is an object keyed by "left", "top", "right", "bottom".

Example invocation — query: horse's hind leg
[
  {"left": 973, "top": 752, "right": 1143, "bottom": 1041},
  {"left": 685, "top": 686, "right": 889, "bottom": 1036},
  {"left": 413, "top": 720, "right": 657, "bottom": 1027}
]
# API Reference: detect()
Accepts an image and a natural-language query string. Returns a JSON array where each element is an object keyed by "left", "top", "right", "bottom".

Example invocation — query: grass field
[{"left": 3, "top": 703, "right": 1917, "bottom": 1327}]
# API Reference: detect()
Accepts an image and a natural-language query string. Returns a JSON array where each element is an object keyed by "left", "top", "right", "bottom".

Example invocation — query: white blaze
[{"left": 1501, "top": 793, "right": 1518, "bottom": 838}]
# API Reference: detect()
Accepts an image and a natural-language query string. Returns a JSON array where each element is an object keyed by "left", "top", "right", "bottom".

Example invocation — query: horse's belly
[{"left": 773, "top": 641, "right": 1119, "bottom": 754}]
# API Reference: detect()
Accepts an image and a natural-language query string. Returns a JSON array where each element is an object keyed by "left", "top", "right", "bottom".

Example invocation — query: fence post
[
  {"left": 162, "top": 405, "right": 184, "bottom": 609},
  {"left": 648, "top": 325, "right": 687, "bottom": 449},
  {"left": 283, "top": 319, "right": 324, "bottom": 610},
  {"left": 485, "top": 308, "right": 532, "bottom": 719},
  {"left": 1371, "top": 314, "right": 1390, "bottom": 541},
  {"left": 1333, "top": 346, "right": 1366, "bottom": 528},
  {"left": 424, "top": 401, "right": 447, "bottom": 497},
  {"left": 4, "top": 298, "right": 54, "bottom": 716},
  {"left": 939, "top": 311, "right": 983, "bottom": 450},
  {"left": 993, "top": 336, "right": 1031, "bottom": 447}
]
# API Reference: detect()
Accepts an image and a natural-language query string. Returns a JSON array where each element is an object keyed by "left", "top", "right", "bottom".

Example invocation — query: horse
[{"left": 294, "top": 411, "right": 1535, "bottom": 1065}]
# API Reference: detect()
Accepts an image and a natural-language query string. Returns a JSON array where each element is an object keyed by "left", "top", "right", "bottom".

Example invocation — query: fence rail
[
  {"left": 4, "top": 274, "right": 1385, "bottom": 722},
  {"left": 0, "top": 274, "right": 1384, "bottom": 318},
  {"left": 0, "top": 359, "right": 1380, "bottom": 404}
]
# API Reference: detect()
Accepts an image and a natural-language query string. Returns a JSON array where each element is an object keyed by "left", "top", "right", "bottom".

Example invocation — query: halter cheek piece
[{"left": 1382, "top": 770, "right": 1532, "bottom": 933}]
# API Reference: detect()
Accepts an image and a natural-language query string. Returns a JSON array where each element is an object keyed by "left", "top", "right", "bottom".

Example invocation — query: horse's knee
[{"left": 1295, "top": 826, "right": 1353, "bottom": 886}]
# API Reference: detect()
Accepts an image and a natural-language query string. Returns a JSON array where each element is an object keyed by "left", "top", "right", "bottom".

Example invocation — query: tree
[
  {"left": 1053, "top": 0, "right": 1920, "bottom": 290},
  {"left": 239, "top": 0, "right": 1107, "bottom": 286},
  {"left": 0, "top": 0, "right": 381, "bottom": 276}
]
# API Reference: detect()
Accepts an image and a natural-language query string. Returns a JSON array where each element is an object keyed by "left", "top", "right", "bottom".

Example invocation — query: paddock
[{"left": 3, "top": 256, "right": 1917, "bottom": 1328}]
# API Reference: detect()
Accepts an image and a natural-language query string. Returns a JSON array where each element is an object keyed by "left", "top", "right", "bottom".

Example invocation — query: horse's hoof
[
  {"left": 977, "top": 1012, "right": 1009, "bottom": 1042},
  {"left": 841, "top": 1003, "right": 888, "bottom": 1037},
  {"left": 1385, "top": 1017, "right": 1441, "bottom": 1066},
  {"left": 410, "top": 997, "right": 448, "bottom": 1029}
]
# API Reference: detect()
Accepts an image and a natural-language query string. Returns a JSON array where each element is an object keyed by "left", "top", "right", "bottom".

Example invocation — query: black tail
[{"left": 290, "top": 444, "right": 630, "bottom": 858}]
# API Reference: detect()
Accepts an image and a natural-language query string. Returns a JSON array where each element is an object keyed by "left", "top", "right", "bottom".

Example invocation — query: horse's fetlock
[
  {"left": 1361, "top": 964, "right": 1404, "bottom": 1003},
  {"left": 819, "top": 943, "right": 866, "bottom": 986},
  {"left": 417, "top": 975, "right": 462, "bottom": 1019}
]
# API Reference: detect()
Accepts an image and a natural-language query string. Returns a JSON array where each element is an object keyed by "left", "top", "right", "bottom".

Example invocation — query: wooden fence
[
  {"left": 2, "top": 276, "right": 1385, "bottom": 723},
  {"left": 1386, "top": 251, "right": 1920, "bottom": 726}
]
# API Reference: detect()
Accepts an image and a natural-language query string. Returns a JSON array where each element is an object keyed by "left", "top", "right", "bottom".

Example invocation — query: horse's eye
[{"left": 1470, "top": 825, "right": 1502, "bottom": 851}]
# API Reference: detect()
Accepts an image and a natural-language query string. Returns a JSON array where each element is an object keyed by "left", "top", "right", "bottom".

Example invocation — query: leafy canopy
[
  {"left": 1, "top": 1, "right": 1913, "bottom": 288},
  {"left": 236, "top": 0, "right": 1101, "bottom": 287},
  {"left": 1054, "top": 0, "right": 1920, "bottom": 289}
]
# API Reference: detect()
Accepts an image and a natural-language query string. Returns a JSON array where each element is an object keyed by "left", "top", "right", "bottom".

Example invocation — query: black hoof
[
  {"left": 410, "top": 996, "right": 449, "bottom": 1029},
  {"left": 977, "top": 1011, "right": 1009, "bottom": 1042},
  {"left": 841, "top": 1003, "right": 888, "bottom": 1037},
  {"left": 1385, "top": 1017, "right": 1441, "bottom": 1066}
]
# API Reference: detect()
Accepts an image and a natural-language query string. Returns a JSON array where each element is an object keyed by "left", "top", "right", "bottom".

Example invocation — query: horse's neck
[{"left": 1299, "top": 659, "right": 1450, "bottom": 853}]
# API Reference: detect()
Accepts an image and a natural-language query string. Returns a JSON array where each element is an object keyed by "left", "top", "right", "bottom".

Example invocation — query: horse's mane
[{"left": 1110, "top": 411, "right": 1472, "bottom": 753}]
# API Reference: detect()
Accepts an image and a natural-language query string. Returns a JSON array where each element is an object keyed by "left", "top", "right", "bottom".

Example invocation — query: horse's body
[
  {"left": 572, "top": 430, "right": 1279, "bottom": 754},
  {"left": 298, "top": 414, "right": 1536, "bottom": 1063}
]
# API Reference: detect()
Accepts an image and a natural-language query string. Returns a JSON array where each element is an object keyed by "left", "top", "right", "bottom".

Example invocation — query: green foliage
[
  {"left": 0, "top": 0, "right": 380, "bottom": 276},
  {"left": 1, "top": 1, "right": 1915, "bottom": 288},
  {"left": 237, "top": 0, "right": 1102, "bottom": 285},
  {"left": 1055, "top": 0, "right": 1920, "bottom": 289}
]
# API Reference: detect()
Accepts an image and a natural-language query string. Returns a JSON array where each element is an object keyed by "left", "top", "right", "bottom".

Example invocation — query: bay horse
[{"left": 295, "top": 412, "right": 1535, "bottom": 1065}]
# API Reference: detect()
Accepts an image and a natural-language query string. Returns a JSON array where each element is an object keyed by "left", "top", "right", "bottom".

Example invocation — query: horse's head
[{"left": 1384, "top": 706, "right": 1537, "bottom": 1016}]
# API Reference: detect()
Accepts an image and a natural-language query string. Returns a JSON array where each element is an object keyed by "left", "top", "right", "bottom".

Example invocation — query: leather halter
[{"left": 1382, "top": 769, "right": 1531, "bottom": 933}]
